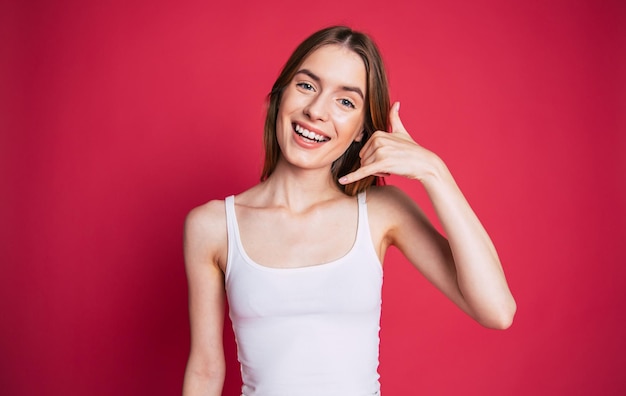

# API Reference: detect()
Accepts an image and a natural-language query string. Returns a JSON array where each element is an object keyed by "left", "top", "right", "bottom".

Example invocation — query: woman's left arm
[{"left": 340, "top": 102, "right": 516, "bottom": 329}]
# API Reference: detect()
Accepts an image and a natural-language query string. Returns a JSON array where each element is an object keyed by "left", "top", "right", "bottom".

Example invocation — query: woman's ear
[{"left": 354, "top": 130, "right": 365, "bottom": 143}]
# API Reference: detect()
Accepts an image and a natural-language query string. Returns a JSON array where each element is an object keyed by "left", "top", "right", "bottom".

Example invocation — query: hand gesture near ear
[
  {"left": 339, "top": 102, "right": 516, "bottom": 329},
  {"left": 339, "top": 102, "right": 442, "bottom": 186}
]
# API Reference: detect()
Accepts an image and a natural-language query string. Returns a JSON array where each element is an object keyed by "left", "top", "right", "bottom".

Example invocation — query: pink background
[{"left": 2, "top": 0, "right": 625, "bottom": 394}]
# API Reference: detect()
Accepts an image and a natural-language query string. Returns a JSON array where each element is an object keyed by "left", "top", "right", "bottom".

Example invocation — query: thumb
[{"left": 389, "top": 102, "right": 408, "bottom": 134}]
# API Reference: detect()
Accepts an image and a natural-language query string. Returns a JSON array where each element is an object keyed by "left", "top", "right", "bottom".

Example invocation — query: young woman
[{"left": 182, "top": 26, "right": 516, "bottom": 396}]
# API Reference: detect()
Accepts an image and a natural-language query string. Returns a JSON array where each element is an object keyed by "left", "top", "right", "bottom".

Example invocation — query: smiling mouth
[{"left": 294, "top": 124, "right": 330, "bottom": 143}]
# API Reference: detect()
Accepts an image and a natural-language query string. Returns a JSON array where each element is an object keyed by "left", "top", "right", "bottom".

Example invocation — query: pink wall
[{"left": 2, "top": 0, "right": 625, "bottom": 394}]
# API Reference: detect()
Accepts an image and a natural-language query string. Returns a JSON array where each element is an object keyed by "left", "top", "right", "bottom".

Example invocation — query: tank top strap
[
  {"left": 355, "top": 191, "right": 382, "bottom": 272},
  {"left": 224, "top": 195, "right": 237, "bottom": 279},
  {"left": 356, "top": 191, "right": 369, "bottom": 240}
]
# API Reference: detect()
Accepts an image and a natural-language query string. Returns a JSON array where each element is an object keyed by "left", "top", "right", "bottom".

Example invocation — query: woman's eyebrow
[
  {"left": 295, "top": 69, "right": 364, "bottom": 100},
  {"left": 295, "top": 69, "right": 321, "bottom": 83}
]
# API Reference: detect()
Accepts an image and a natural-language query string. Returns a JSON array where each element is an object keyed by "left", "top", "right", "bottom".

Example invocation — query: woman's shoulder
[
  {"left": 365, "top": 185, "right": 422, "bottom": 225},
  {"left": 184, "top": 198, "right": 233, "bottom": 270},
  {"left": 186, "top": 183, "right": 257, "bottom": 226},
  {"left": 365, "top": 184, "right": 412, "bottom": 208},
  {"left": 184, "top": 183, "right": 260, "bottom": 243},
  {"left": 184, "top": 199, "right": 229, "bottom": 251},
  {"left": 186, "top": 199, "right": 227, "bottom": 227},
  {"left": 361, "top": 185, "right": 419, "bottom": 255}
]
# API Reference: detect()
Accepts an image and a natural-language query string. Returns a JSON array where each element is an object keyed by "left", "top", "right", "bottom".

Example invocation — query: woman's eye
[
  {"left": 296, "top": 82, "right": 315, "bottom": 91},
  {"left": 340, "top": 98, "right": 356, "bottom": 109}
]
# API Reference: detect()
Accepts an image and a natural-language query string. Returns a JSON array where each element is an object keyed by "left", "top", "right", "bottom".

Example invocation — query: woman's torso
[{"left": 224, "top": 191, "right": 384, "bottom": 396}]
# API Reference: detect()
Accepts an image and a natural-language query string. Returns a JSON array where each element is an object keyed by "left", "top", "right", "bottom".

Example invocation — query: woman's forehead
[{"left": 298, "top": 45, "right": 366, "bottom": 92}]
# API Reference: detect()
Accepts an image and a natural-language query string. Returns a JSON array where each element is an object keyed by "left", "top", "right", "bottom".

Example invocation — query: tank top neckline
[{"left": 225, "top": 192, "right": 372, "bottom": 273}]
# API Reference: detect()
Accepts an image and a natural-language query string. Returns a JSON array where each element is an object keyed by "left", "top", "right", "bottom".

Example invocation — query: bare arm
[
  {"left": 182, "top": 202, "right": 228, "bottom": 395},
  {"left": 418, "top": 158, "right": 515, "bottom": 328},
  {"left": 341, "top": 102, "right": 516, "bottom": 329}
]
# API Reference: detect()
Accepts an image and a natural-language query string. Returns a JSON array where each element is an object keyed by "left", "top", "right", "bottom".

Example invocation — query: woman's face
[{"left": 275, "top": 44, "right": 367, "bottom": 172}]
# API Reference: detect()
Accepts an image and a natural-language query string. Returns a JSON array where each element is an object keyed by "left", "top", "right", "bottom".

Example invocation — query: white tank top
[{"left": 224, "top": 192, "right": 383, "bottom": 396}]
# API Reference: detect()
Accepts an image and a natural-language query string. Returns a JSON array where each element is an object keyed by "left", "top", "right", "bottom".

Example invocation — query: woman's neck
[{"left": 257, "top": 160, "right": 346, "bottom": 213}]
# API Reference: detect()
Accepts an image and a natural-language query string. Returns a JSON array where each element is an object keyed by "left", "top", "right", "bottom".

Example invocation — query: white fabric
[{"left": 224, "top": 192, "right": 383, "bottom": 396}]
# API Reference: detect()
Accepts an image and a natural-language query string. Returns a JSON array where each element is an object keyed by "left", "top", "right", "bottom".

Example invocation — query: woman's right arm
[{"left": 182, "top": 201, "right": 228, "bottom": 396}]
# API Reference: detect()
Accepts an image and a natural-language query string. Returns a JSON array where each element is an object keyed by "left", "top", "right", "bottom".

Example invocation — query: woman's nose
[{"left": 303, "top": 94, "right": 329, "bottom": 122}]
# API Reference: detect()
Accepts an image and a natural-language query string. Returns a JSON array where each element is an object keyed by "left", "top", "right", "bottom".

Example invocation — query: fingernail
[
  {"left": 397, "top": 102, "right": 401, "bottom": 112},
  {"left": 339, "top": 176, "right": 348, "bottom": 184}
]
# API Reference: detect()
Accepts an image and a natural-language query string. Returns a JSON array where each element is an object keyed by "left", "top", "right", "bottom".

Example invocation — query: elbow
[
  {"left": 486, "top": 311, "right": 515, "bottom": 330},
  {"left": 477, "top": 298, "right": 517, "bottom": 330},
  {"left": 183, "top": 356, "right": 226, "bottom": 395}
]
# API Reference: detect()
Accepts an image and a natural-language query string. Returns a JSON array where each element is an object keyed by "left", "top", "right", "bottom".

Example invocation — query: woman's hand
[
  {"left": 339, "top": 102, "right": 441, "bottom": 185},
  {"left": 340, "top": 101, "right": 516, "bottom": 329}
]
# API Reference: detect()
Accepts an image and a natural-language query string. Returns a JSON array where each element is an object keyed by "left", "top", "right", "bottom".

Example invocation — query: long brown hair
[{"left": 261, "top": 26, "right": 390, "bottom": 196}]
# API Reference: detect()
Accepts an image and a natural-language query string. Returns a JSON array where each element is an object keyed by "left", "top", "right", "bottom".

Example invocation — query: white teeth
[{"left": 295, "top": 124, "right": 328, "bottom": 142}]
